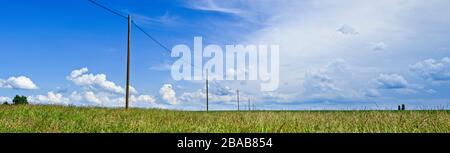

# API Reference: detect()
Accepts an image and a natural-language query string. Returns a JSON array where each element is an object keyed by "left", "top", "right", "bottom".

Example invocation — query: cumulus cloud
[
  {"left": 337, "top": 24, "right": 358, "bottom": 35},
  {"left": 23, "top": 67, "right": 157, "bottom": 107},
  {"left": 179, "top": 89, "right": 205, "bottom": 103},
  {"left": 178, "top": 84, "right": 239, "bottom": 104},
  {"left": 373, "top": 74, "right": 409, "bottom": 89},
  {"left": 164, "top": 0, "right": 450, "bottom": 108},
  {"left": 301, "top": 59, "right": 350, "bottom": 94},
  {"left": 131, "top": 95, "right": 156, "bottom": 103},
  {"left": 69, "top": 91, "right": 83, "bottom": 102},
  {"left": 369, "top": 42, "right": 387, "bottom": 51},
  {"left": 303, "top": 71, "right": 341, "bottom": 92},
  {"left": 0, "top": 96, "right": 11, "bottom": 102},
  {"left": 67, "top": 68, "right": 137, "bottom": 94},
  {"left": 159, "top": 84, "right": 177, "bottom": 105},
  {"left": 0, "top": 76, "right": 38, "bottom": 90},
  {"left": 29, "top": 91, "right": 70, "bottom": 105},
  {"left": 210, "top": 82, "right": 235, "bottom": 96},
  {"left": 84, "top": 91, "right": 102, "bottom": 104},
  {"left": 409, "top": 57, "right": 450, "bottom": 82},
  {"left": 179, "top": 89, "right": 237, "bottom": 104},
  {"left": 81, "top": 91, "right": 155, "bottom": 106},
  {"left": 63, "top": 68, "right": 157, "bottom": 107}
]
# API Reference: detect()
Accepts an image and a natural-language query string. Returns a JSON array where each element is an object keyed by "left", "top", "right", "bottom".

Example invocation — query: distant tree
[
  {"left": 401, "top": 104, "right": 405, "bottom": 110},
  {"left": 398, "top": 105, "right": 401, "bottom": 110},
  {"left": 2, "top": 101, "right": 8, "bottom": 105},
  {"left": 12, "top": 95, "right": 28, "bottom": 105}
]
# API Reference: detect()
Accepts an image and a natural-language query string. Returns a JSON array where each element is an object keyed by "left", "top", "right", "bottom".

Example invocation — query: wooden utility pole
[
  {"left": 248, "top": 98, "right": 250, "bottom": 111},
  {"left": 206, "top": 69, "right": 209, "bottom": 112},
  {"left": 237, "top": 90, "right": 240, "bottom": 111},
  {"left": 125, "top": 15, "right": 131, "bottom": 109}
]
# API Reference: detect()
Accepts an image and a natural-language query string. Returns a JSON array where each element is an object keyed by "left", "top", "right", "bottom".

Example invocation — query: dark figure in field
[
  {"left": 401, "top": 104, "right": 405, "bottom": 110},
  {"left": 398, "top": 105, "right": 401, "bottom": 110}
]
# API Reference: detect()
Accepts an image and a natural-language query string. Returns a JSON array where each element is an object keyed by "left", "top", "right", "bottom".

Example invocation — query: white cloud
[
  {"left": 133, "top": 11, "right": 178, "bottom": 26},
  {"left": 289, "top": 59, "right": 366, "bottom": 101},
  {"left": 303, "top": 71, "right": 341, "bottom": 92},
  {"left": 409, "top": 57, "right": 450, "bottom": 82},
  {"left": 0, "top": 76, "right": 38, "bottom": 90},
  {"left": 3, "top": 67, "right": 158, "bottom": 108},
  {"left": 159, "top": 84, "right": 177, "bottom": 105},
  {"left": 179, "top": 89, "right": 205, "bottom": 103},
  {"left": 178, "top": 83, "right": 239, "bottom": 104},
  {"left": 179, "top": 89, "right": 237, "bottom": 104},
  {"left": 67, "top": 67, "right": 137, "bottom": 94},
  {"left": 439, "top": 47, "right": 450, "bottom": 52},
  {"left": 364, "top": 89, "right": 380, "bottom": 98},
  {"left": 186, "top": 0, "right": 246, "bottom": 15},
  {"left": 301, "top": 59, "right": 350, "bottom": 94},
  {"left": 69, "top": 91, "right": 83, "bottom": 102},
  {"left": 373, "top": 74, "right": 409, "bottom": 89},
  {"left": 337, "top": 24, "right": 358, "bottom": 35},
  {"left": 369, "top": 42, "right": 386, "bottom": 51},
  {"left": 131, "top": 95, "right": 156, "bottom": 103},
  {"left": 426, "top": 89, "right": 437, "bottom": 94},
  {"left": 0, "top": 96, "right": 11, "bottom": 102},
  {"left": 261, "top": 92, "right": 293, "bottom": 103},
  {"left": 148, "top": 62, "right": 172, "bottom": 71},
  {"left": 210, "top": 82, "right": 234, "bottom": 96},
  {"left": 84, "top": 91, "right": 102, "bottom": 104},
  {"left": 29, "top": 91, "right": 70, "bottom": 105},
  {"left": 81, "top": 91, "right": 155, "bottom": 107},
  {"left": 63, "top": 68, "right": 157, "bottom": 107}
]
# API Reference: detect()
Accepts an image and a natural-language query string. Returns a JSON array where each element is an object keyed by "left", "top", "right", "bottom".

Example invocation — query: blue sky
[{"left": 1, "top": 0, "right": 450, "bottom": 110}]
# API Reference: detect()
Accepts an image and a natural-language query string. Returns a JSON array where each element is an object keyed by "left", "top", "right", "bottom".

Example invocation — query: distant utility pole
[
  {"left": 206, "top": 69, "right": 209, "bottom": 112},
  {"left": 248, "top": 98, "right": 251, "bottom": 111},
  {"left": 237, "top": 90, "right": 240, "bottom": 111},
  {"left": 125, "top": 15, "right": 131, "bottom": 109}
]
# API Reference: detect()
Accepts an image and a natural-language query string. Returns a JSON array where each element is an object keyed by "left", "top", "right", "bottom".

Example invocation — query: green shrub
[{"left": 12, "top": 95, "right": 28, "bottom": 105}]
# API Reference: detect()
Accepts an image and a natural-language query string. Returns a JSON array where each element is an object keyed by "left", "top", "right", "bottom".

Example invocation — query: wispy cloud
[
  {"left": 132, "top": 11, "right": 178, "bottom": 26},
  {"left": 149, "top": 62, "right": 172, "bottom": 71},
  {"left": 185, "top": 0, "right": 246, "bottom": 15}
]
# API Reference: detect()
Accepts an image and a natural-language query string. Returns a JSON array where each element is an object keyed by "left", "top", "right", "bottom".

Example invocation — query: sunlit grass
[{"left": 0, "top": 105, "right": 448, "bottom": 133}]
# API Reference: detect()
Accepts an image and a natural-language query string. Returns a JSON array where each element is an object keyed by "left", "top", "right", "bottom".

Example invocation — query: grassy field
[{"left": 0, "top": 105, "right": 449, "bottom": 133}]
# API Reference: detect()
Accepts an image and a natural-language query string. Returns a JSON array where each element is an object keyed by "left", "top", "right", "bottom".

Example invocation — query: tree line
[{"left": 2, "top": 95, "right": 28, "bottom": 105}]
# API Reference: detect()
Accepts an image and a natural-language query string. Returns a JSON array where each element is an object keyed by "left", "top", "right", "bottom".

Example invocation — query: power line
[
  {"left": 89, "top": 0, "right": 236, "bottom": 110},
  {"left": 88, "top": 0, "right": 170, "bottom": 53},
  {"left": 87, "top": 0, "right": 231, "bottom": 85},
  {"left": 88, "top": 0, "right": 202, "bottom": 71},
  {"left": 88, "top": 0, "right": 127, "bottom": 19},
  {"left": 131, "top": 22, "right": 172, "bottom": 53}
]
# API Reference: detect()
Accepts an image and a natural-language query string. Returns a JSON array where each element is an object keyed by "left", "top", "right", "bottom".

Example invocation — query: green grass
[{"left": 0, "top": 105, "right": 449, "bottom": 133}]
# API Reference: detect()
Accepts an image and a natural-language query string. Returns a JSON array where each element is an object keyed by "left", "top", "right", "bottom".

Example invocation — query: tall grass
[{"left": 0, "top": 105, "right": 449, "bottom": 133}]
